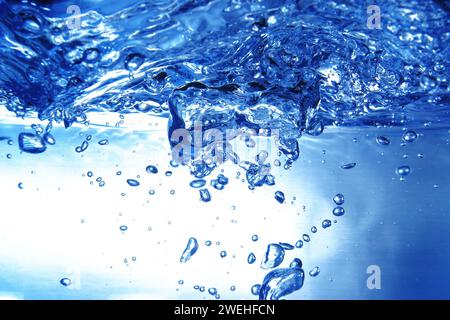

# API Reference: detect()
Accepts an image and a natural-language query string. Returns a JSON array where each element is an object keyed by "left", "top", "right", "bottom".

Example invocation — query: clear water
[{"left": 0, "top": 0, "right": 449, "bottom": 299}]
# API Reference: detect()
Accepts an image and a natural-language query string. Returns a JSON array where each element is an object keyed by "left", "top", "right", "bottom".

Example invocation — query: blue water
[{"left": 0, "top": 0, "right": 449, "bottom": 299}]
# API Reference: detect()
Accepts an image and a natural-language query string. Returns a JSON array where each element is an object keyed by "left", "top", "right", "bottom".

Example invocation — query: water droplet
[
  {"left": 205, "top": 240, "right": 212, "bottom": 246},
  {"left": 149, "top": 189, "right": 155, "bottom": 195},
  {"left": 125, "top": 53, "right": 144, "bottom": 71},
  {"left": 180, "top": 237, "right": 199, "bottom": 263},
  {"left": 170, "top": 189, "right": 175, "bottom": 195},
  {"left": 396, "top": 165, "right": 411, "bottom": 176},
  {"left": 178, "top": 280, "right": 184, "bottom": 285},
  {"left": 248, "top": 253, "right": 256, "bottom": 264},
  {"left": 309, "top": 266, "right": 320, "bottom": 277},
  {"left": 340, "top": 162, "right": 356, "bottom": 169},
  {"left": 127, "top": 179, "right": 140, "bottom": 187},
  {"left": 230, "top": 285, "right": 236, "bottom": 291},
  {"left": 6, "top": 153, "right": 12, "bottom": 159},
  {"left": 87, "top": 171, "right": 93, "bottom": 177},
  {"left": 322, "top": 219, "right": 332, "bottom": 229},
  {"left": 290, "top": 258, "right": 303, "bottom": 268},
  {"left": 199, "top": 188, "right": 211, "bottom": 202},
  {"left": 251, "top": 284, "right": 261, "bottom": 295},
  {"left": 274, "top": 191, "right": 285, "bottom": 204},
  {"left": 96, "top": 177, "right": 102, "bottom": 182},
  {"left": 199, "top": 286, "right": 205, "bottom": 292},
  {"left": 302, "top": 234, "right": 310, "bottom": 242},
  {"left": 295, "top": 240, "right": 303, "bottom": 248},
  {"left": 311, "top": 226, "right": 317, "bottom": 233},
  {"left": 333, "top": 206, "right": 345, "bottom": 216},
  {"left": 18, "top": 182, "right": 24, "bottom": 189},
  {"left": 146, "top": 165, "right": 158, "bottom": 174},
  {"left": 261, "top": 244, "right": 285, "bottom": 269},
  {"left": 333, "top": 193, "right": 345, "bottom": 205},
  {"left": 376, "top": 136, "right": 390, "bottom": 145},
  {"left": 402, "top": 130, "right": 417, "bottom": 143},
  {"left": 116, "top": 171, "right": 122, "bottom": 176},
  {"left": 190, "top": 179, "right": 206, "bottom": 188},
  {"left": 220, "top": 250, "right": 227, "bottom": 258},
  {"left": 252, "top": 234, "right": 259, "bottom": 242},
  {"left": 60, "top": 278, "right": 72, "bottom": 287},
  {"left": 98, "top": 139, "right": 109, "bottom": 145},
  {"left": 120, "top": 225, "right": 128, "bottom": 231},
  {"left": 165, "top": 171, "right": 172, "bottom": 177},
  {"left": 18, "top": 133, "right": 46, "bottom": 154},
  {"left": 99, "top": 181, "right": 105, "bottom": 187}
]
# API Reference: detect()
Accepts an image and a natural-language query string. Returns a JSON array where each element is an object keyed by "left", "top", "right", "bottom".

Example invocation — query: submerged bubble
[
  {"left": 248, "top": 253, "right": 256, "bottom": 264},
  {"left": 279, "top": 243, "right": 295, "bottom": 250},
  {"left": 295, "top": 240, "right": 303, "bottom": 248},
  {"left": 309, "top": 266, "right": 320, "bottom": 277},
  {"left": 311, "top": 226, "right": 317, "bottom": 233},
  {"left": 87, "top": 171, "right": 93, "bottom": 177},
  {"left": 180, "top": 237, "right": 199, "bottom": 263},
  {"left": 333, "top": 193, "right": 345, "bottom": 205},
  {"left": 274, "top": 191, "right": 285, "bottom": 204},
  {"left": 322, "top": 219, "right": 332, "bottom": 229},
  {"left": 127, "top": 179, "right": 140, "bottom": 187},
  {"left": 396, "top": 165, "right": 411, "bottom": 176},
  {"left": 60, "top": 278, "right": 72, "bottom": 287},
  {"left": 208, "top": 288, "right": 217, "bottom": 295},
  {"left": 252, "top": 235, "right": 259, "bottom": 242},
  {"left": 261, "top": 244, "right": 285, "bottom": 269},
  {"left": 205, "top": 240, "right": 212, "bottom": 246},
  {"left": 125, "top": 53, "right": 144, "bottom": 71},
  {"left": 289, "top": 258, "right": 303, "bottom": 268},
  {"left": 258, "top": 263, "right": 305, "bottom": 300},
  {"left": 146, "top": 165, "right": 158, "bottom": 174},
  {"left": 220, "top": 251, "right": 227, "bottom": 258},
  {"left": 251, "top": 284, "right": 261, "bottom": 296},
  {"left": 376, "top": 136, "right": 390, "bottom": 145},
  {"left": 340, "top": 162, "right": 356, "bottom": 169},
  {"left": 18, "top": 133, "right": 46, "bottom": 154},
  {"left": 302, "top": 234, "right": 310, "bottom": 242},
  {"left": 402, "top": 131, "right": 418, "bottom": 143},
  {"left": 98, "top": 139, "right": 109, "bottom": 145},
  {"left": 230, "top": 286, "right": 236, "bottom": 291},
  {"left": 120, "top": 225, "right": 128, "bottom": 231},
  {"left": 18, "top": 182, "right": 24, "bottom": 189},
  {"left": 43, "top": 133, "right": 56, "bottom": 145},
  {"left": 332, "top": 206, "right": 345, "bottom": 217},
  {"left": 199, "top": 188, "right": 211, "bottom": 202}
]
